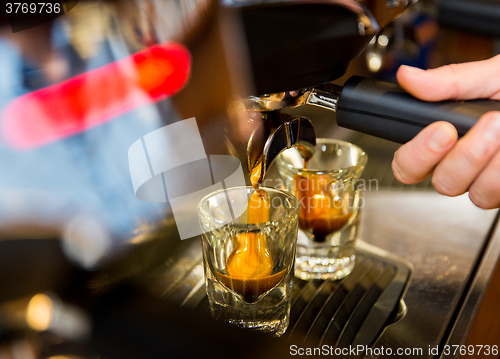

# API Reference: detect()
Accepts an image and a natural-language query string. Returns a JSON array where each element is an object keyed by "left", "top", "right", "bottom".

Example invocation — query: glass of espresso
[
  {"left": 197, "top": 186, "right": 299, "bottom": 336},
  {"left": 276, "top": 139, "right": 367, "bottom": 280}
]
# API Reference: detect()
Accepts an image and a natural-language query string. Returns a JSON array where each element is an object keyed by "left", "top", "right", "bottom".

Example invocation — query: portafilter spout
[{"left": 246, "top": 108, "right": 316, "bottom": 188}]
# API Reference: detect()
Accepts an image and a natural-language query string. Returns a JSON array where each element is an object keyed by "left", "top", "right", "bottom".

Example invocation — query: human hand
[{"left": 392, "top": 55, "right": 500, "bottom": 209}]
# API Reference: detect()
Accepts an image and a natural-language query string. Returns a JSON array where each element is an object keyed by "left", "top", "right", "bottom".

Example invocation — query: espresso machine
[
  {"left": 1, "top": 1, "right": 500, "bottom": 358},
  {"left": 204, "top": 0, "right": 500, "bottom": 182},
  {"left": 170, "top": 0, "right": 500, "bottom": 185}
]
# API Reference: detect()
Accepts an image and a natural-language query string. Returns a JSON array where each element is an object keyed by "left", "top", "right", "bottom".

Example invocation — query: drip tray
[
  {"left": 284, "top": 241, "right": 412, "bottom": 354},
  {"left": 159, "top": 240, "right": 412, "bottom": 357}
]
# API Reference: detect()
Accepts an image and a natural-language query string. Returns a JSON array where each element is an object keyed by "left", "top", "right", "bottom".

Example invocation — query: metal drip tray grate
[
  {"left": 285, "top": 241, "right": 412, "bottom": 353},
  {"left": 161, "top": 240, "right": 412, "bottom": 355}
]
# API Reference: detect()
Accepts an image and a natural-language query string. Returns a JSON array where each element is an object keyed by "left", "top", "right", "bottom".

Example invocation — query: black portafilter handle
[{"left": 335, "top": 76, "right": 500, "bottom": 143}]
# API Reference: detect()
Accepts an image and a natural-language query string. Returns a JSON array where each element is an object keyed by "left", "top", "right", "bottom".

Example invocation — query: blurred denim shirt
[{"left": 0, "top": 24, "right": 180, "bottom": 245}]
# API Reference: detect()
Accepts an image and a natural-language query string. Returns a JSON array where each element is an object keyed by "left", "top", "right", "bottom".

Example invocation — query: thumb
[{"left": 396, "top": 55, "right": 500, "bottom": 102}]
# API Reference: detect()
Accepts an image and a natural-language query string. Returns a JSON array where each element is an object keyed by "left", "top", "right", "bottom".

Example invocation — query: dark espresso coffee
[
  {"left": 293, "top": 170, "right": 352, "bottom": 242},
  {"left": 223, "top": 188, "right": 285, "bottom": 302}
]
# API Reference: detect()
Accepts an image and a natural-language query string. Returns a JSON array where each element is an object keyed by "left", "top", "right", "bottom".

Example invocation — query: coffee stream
[
  {"left": 249, "top": 160, "right": 263, "bottom": 190},
  {"left": 219, "top": 161, "right": 284, "bottom": 303},
  {"left": 226, "top": 188, "right": 273, "bottom": 280}
]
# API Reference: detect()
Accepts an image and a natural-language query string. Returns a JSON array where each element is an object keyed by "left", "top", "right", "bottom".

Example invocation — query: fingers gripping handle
[{"left": 336, "top": 76, "right": 500, "bottom": 144}]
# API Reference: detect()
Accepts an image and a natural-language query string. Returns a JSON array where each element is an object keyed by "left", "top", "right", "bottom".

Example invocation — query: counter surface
[{"left": 360, "top": 191, "right": 498, "bottom": 358}]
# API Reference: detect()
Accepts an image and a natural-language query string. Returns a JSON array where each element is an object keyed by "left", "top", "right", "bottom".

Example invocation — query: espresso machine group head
[{"left": 217, "top": 0, "right": 500, "bottom": 183}]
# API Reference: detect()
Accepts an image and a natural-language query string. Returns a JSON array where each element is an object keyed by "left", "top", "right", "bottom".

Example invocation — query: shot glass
[
  {"left": 197, "top": 186, "right": 299, "bottom": 336},
  {"left": 276, "top": 138, "right": 367, "bottom": 280}
]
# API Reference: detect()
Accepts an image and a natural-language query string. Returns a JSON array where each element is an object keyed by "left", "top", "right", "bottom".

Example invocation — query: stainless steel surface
[
  {"left": 360, "top": 191, "right": 498, "bottom": 358},
  {"left": 440, "top": 211, "right": 500, "bottom": 358},
  {"left": 244, "top": 84, "right": 341, "bottom": 113},
  {"left": 244, "top": 92, "right": 308, "bottom": 112},
  {"left": 244, "top": 85, "right": 341, "bottom": 183},
  {"left": 247, "top": 114, "right": 316, "bottom": 186},
  {"left": 305, "top": 86, "right": 341, "bottom": 112},
  {"left": 363, "top": 0, "right": 418, "bottom": 29}
]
